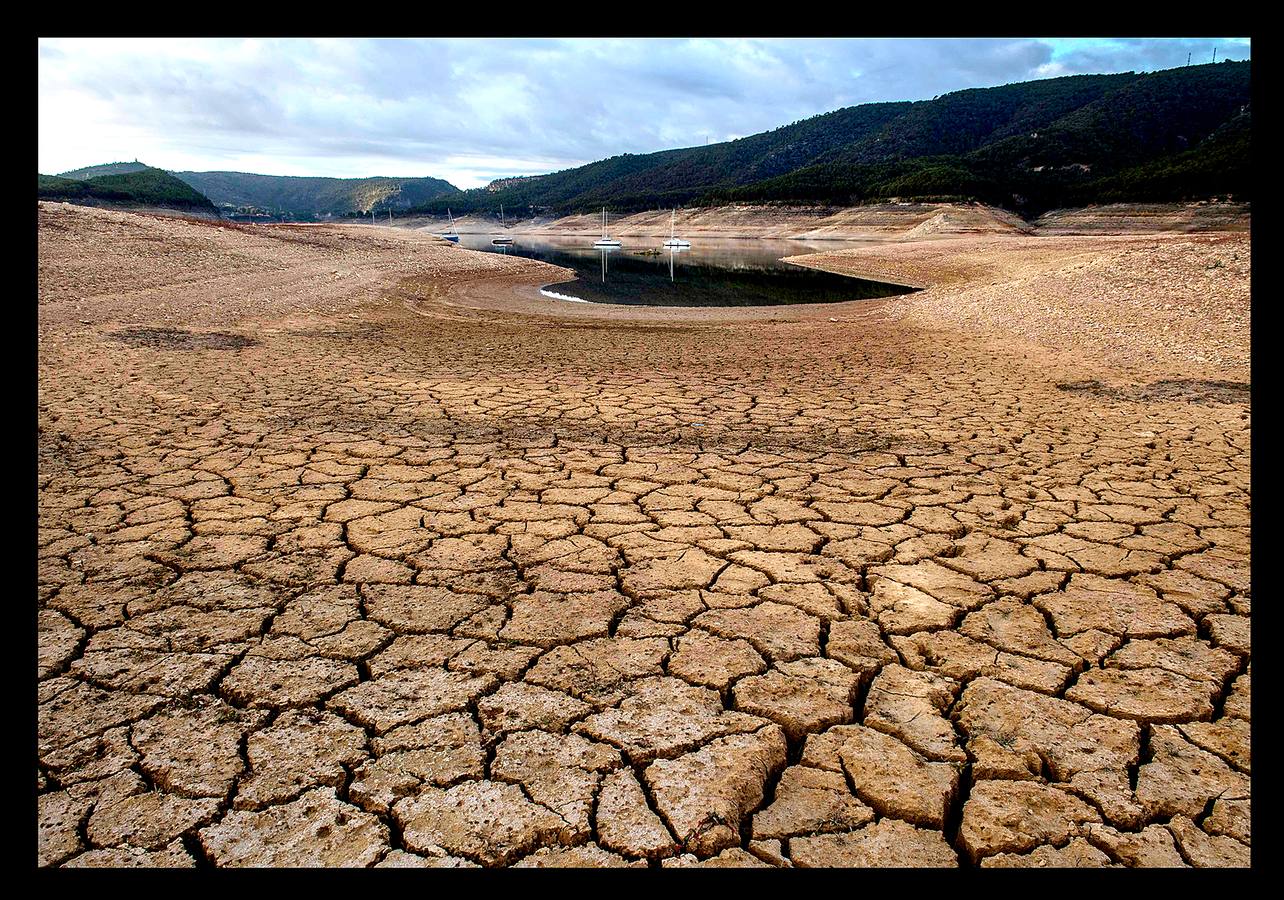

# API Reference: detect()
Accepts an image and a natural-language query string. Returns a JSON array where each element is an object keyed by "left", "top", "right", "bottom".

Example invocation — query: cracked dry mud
[{"left": 38, "top": 202, "right": 1250, "bottom": 868}]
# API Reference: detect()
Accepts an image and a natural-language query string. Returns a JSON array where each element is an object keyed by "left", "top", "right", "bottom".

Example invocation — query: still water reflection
[{"left": 455, "top": 234, "right": 916, "bottom": 307}]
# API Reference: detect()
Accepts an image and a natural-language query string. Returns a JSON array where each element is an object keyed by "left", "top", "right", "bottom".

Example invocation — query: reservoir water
[{"left": 454, "top": 233, "right": 917, "bottom": 307}]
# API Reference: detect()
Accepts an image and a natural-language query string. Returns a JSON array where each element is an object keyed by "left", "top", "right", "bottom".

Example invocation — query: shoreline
[
  {"left": 383, "top": 199, "right": 1251, "bottom": 243},
  {"left": 38, "top": 201, "right": 1250, "bottom": 376}
]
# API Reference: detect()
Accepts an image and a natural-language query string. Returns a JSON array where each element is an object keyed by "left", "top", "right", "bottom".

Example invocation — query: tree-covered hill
[
  {"left": 412, "top": 61, "right": 1250, "bottom": 219},
  {"left": 38, "top": 166, "right": 218, "bottom": 213},
  {"left": 169, "top": 171, "right": 459, "bottom": 219},
  {"left": 41, "top": 61, "right": 1248, "bottom": 222},
  {"left": 813, "top": 73, "right": 1137, "bottom": 168}
]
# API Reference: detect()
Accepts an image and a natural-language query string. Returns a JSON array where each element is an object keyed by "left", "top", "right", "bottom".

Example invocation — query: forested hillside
[
  {"left": 170, "top": 171, "right": 459, "bottom": 219},
  {"left": 412, "top": 62, "right": 1249, "bottom": 218},
  {"left": 38, "top": 166, "right": 217, "bottom": 213}
]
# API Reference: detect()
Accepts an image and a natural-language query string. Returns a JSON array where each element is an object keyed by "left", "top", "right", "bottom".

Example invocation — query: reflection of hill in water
[{"left": 465, "top": 239, "right": 916, "bottom": 308}]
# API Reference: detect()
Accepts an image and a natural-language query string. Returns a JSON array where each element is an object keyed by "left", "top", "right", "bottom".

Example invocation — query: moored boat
[
  {"left": 492, "top": 203, "right": 514, "bottom": 244},
  {"left": 593, "top": 207, "right": 622, "bottom": 248},
  {"left": 439, "top": 208, "right": 460, "bottom": 242},
  {"left": 661, "top": 208, "right": 690, "bottom": 248}
]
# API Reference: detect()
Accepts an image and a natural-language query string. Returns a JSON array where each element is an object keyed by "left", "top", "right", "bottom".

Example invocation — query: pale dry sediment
[
  {"left": 38, "top": 202, "right": 1249, "bottom": 868},
  {"left": 787, "top": 232, "right": 1250, "bottom": 374}
]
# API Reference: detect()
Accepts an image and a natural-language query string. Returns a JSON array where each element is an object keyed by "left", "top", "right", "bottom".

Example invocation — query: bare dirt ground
[
  {"left": 398, "top": 202, "right": 1034, "bottom": 243},
  {"left": 787, "top": 232, "right": 1250, "bottom": 372},
  {"left": 1033, "top": 202, "right": 1252, "bottom": 235},
  {"left": 38, "top": 200, "right": 1250, "bottom": 868},
  {"left": 397, "top": 200, "right": 1249, "bottom": 243}
]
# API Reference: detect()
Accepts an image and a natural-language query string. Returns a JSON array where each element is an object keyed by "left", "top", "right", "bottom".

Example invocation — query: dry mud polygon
[{"left": 37, "top": 203, "right": 1250, "bottom": 867}]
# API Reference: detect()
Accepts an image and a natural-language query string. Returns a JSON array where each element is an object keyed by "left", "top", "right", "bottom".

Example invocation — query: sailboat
[
  {"left": 593, "top": 207, "right": 622, "bottom": 248},
  {"left": 492, "top": 203, "right": 514, "bottom": 244},
  {"left": 438, "top": 208, "right": 460, "bottom": 243},
  {"left": 662, "top": 208, "right": 690, "bottom": 248}
]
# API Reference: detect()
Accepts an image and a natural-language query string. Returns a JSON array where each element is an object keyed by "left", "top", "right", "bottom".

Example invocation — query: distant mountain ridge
[
  {"left": 409, "top": 61, "right": 1249, "bottom": 218},
  {"left": 170, "top": 171, "right": 459, "bottom": 219},
  {"left": 40, "top": 61, "right": 1248, "bottom": 222}
]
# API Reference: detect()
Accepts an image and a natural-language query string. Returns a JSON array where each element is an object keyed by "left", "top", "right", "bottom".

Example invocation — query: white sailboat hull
[{"left": 593, "top": 207, "right": 622, "bottom": 248}]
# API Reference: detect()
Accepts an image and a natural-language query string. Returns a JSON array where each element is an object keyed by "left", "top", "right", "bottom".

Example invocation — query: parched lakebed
[{"left": 38, "top": 204, "right": 1249, "bottom": 868}]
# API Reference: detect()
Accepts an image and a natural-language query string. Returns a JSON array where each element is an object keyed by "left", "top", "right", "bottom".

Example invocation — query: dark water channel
[{"left": 455, "top": 234, "right": 917, "bottom": 307}]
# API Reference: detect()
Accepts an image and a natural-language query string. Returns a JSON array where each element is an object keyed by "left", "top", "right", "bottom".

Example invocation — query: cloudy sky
[{"left": 38, "top": 37, "right": 1251, "bottom": 189}]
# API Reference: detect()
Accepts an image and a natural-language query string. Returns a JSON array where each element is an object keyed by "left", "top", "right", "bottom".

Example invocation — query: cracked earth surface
[{"left": 38, "top": 202, "right": 1250, "bottom": 867}]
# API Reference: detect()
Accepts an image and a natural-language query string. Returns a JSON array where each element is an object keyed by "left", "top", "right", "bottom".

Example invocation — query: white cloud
[{"left": 37, "top": 37, "right": 1251, "bottom": 189}]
